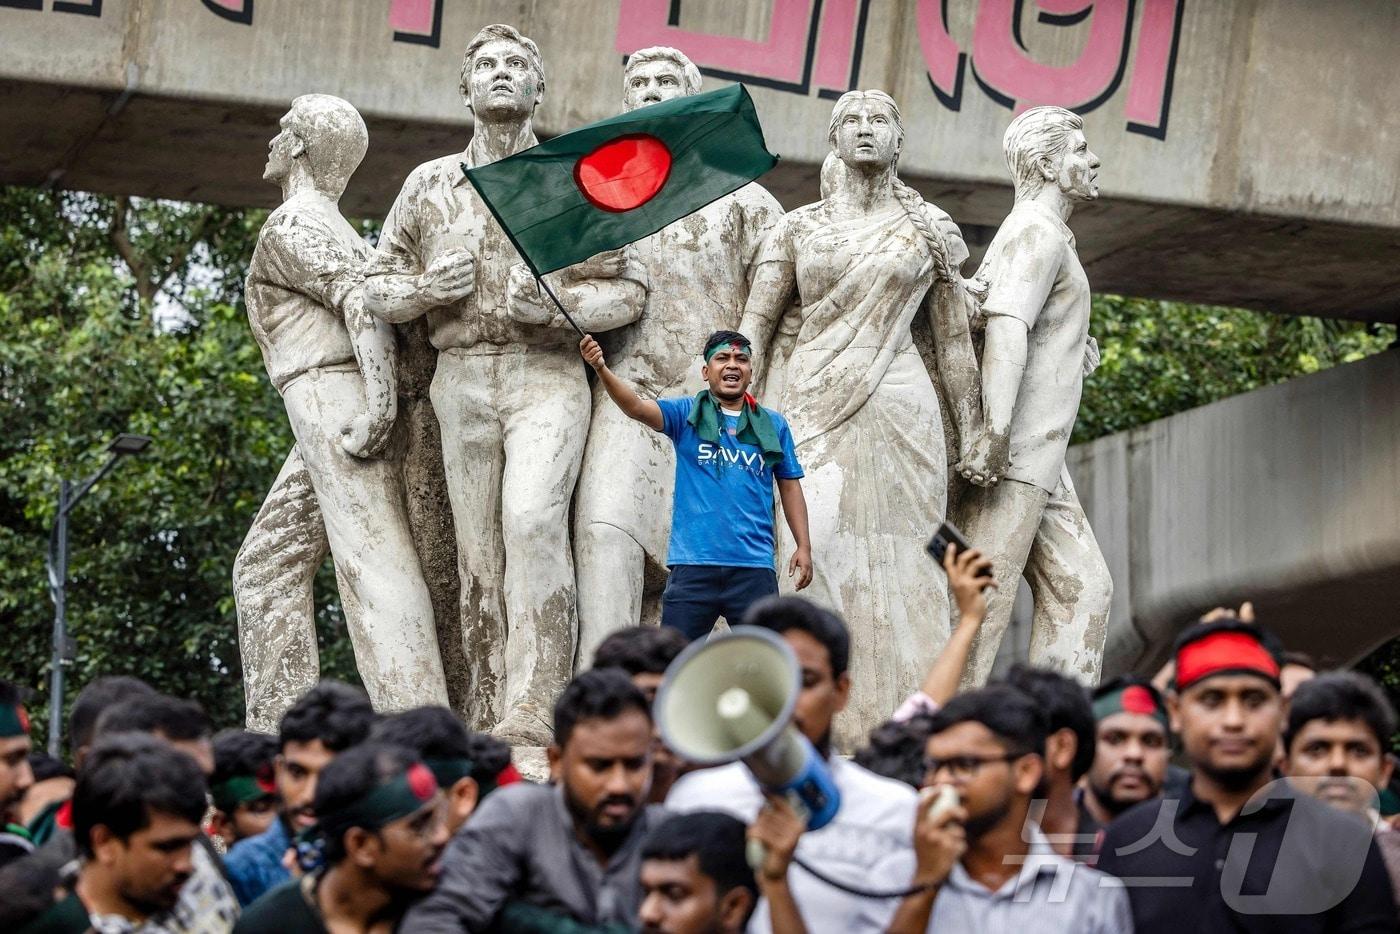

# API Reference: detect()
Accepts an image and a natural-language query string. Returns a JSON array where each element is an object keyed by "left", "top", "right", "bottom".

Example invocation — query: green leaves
[
  {"left": 0, "top": 187, "right": 359, "bottom": 750},
  {"left": 1077, "top": 296, "right": 1395, "bottom": 444}
]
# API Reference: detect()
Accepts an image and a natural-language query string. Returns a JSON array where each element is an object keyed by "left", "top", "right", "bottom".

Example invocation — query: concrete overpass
[
  {"left": 4, "top": 0, "right": 1400, "bottom": 322},
  {"left": 5, "top": 0, "right": 1398, "bottom": 672}
]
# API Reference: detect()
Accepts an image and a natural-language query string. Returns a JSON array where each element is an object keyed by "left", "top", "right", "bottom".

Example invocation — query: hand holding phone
[{"left": 926, "top": 522, "right": 993, "bottom": 580}]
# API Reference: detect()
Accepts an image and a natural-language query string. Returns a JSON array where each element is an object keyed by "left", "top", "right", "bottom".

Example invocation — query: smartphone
[{"left": 926, "top": 521, "right": 993, "bottom": 578}]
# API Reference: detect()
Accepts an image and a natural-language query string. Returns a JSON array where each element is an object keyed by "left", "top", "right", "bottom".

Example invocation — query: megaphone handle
[
  {"left": 747, "top": 791, "right": 812, "bottom": 873},
  {"left": 746, "top": 837, "right": 768, "bottom": 873}
]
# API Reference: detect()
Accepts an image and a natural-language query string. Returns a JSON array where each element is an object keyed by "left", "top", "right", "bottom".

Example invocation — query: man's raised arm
[{"left": 579, "top": 334, "right": 663, "bottom": 432}]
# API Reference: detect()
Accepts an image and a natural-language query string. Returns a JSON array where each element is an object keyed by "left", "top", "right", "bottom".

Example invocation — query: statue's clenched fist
[{"left": 419, "top": 248, "right": 475, "bottom": 305}]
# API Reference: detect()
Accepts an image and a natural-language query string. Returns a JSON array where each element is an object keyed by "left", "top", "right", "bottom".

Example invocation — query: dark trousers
[{"left": 661, "top": 564, "right": 779, "bottom": 642}]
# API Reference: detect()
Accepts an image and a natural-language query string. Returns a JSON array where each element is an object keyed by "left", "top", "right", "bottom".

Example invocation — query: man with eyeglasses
[{"left": 865, "top": 685, "right": 1130, "bottom": 932}]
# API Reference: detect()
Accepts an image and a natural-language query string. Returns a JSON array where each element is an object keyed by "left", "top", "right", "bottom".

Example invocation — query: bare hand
[
  {"left": 944, "top": 543, "right": 996, "bottom": 622},
  {"left": 787, "top": 546, "right": 813, "bottom": 591},
  {"left": 566, "top": 246, "right": 628, "bottom": 281},
  {"left": 506, "top": 263, "right": 554, "bottom": 325},
  {"left": 748, "top": 794, "right": 804, "bottom": 882},
  {"left": 911, "top": 786, "right": 967, "bottom": 886},
  {"left": 341, "top": 410, "right": 394, "bottom": 459},
  {"left": 579, "top": 334, "right": 606, "bottom": 371},
  {"left": 420, "top": 249, "right": 475, "bottom": 305}
]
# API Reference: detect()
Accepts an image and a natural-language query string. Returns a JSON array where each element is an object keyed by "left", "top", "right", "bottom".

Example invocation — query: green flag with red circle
[{"left": 463, "top": 84, "right": 778, "bottom": 277}]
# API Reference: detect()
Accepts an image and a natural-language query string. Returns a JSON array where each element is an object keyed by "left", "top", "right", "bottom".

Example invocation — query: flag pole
[{"left": 535, "top": 274, "right": 586, "bottom": 338}]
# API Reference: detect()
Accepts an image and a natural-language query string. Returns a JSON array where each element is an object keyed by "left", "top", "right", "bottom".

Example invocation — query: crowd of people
[{"left": 2, "top": 545, "right": 1398, "bottom": 932}]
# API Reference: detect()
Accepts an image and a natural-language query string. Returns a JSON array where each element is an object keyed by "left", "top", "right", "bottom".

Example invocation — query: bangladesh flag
[{"left": 463, "top": 84, "right": 777, "bottom": 277}]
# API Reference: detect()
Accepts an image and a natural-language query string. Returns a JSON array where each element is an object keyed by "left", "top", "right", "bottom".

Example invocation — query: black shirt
[
  {"left": 234, "top": 878, "right": 326, "bottom": 934},
  {"left": 1097, "top": 778, "right": 1397, "bottom": 933}
]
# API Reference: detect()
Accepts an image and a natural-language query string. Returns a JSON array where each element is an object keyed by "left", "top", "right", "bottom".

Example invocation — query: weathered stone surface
[
  {"left": 362, "top": 26, "right": 646, "bottom": 746},
  {"left": 235, "top": 94, "right": 449, "bottom": 728},
  {"left": 951, "top": 107, "right": 1112, "bottom": 688},
  {"left": 741, "top": 90, "right": 983, "bottom": 749}
]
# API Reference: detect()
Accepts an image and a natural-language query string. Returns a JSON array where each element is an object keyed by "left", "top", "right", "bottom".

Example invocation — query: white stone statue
[
  {"left": 571, "top": 47, "right": 785, "bottom": 664},
  {"left": 235, "top": 93, "right": 449, "bottom": 731},
  {"left": 363, "top": 25, "right": 647, "bottom": 745},
  {"left": 739, "top": 90, "right": 983, "bottom": 748},
  {"left": 951, "top": 105, "right": 1113, "bottom": 686}
]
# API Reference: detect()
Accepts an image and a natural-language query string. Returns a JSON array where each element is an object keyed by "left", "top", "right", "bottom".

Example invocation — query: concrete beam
[
  {"left": 3, "top": 0, "right": 1399, "bottom": 320},
  {"left": 1069, "top": 348, "right": 1400, "bottom": 676}
]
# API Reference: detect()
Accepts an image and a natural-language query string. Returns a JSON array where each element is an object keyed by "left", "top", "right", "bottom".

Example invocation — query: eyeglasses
[{"left": 921, "top": 753, "right": 1023, "bottom": 781}]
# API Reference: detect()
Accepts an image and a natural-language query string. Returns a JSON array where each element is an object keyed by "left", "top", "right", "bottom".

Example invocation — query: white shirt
[{"left": 665, "top": 758, "right": 917, "bottom": 933}]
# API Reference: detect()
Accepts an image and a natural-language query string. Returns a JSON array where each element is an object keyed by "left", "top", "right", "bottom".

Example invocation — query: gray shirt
[
  {"left": 400, "top": 782, "right": 666, "bottom": 933},
  {"left": 857, "top": 823, "right": 1133, "bottom": 933}
]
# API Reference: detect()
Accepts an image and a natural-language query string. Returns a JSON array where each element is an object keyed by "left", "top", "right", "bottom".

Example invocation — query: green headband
[
  {"left": 1092, "top": 684, "right": 1169, "bottom": 730},
  {"left": 211, "top": 775, "right": 277, "bottom": 814},
  {"left": 323, "top": 762, "right": 440, "bottom": 837},
  {"left": 0, "top": 703, "right": 30, "bottom": 739},
  {"left": 704, "top": 340, "right": 750, "bottom": 362},
  {"left": 424, "top": 756, "right": 475, "bottom": 789}
]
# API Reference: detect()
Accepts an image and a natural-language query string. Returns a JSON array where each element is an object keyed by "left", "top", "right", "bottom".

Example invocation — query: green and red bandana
[
  {"left": 323, "top": 761, "right": 439, "bottom": 836},
  {"left": 1092, "top": 682, "right": 1168, "bottom": 730},
  {"left": 211, "top": 765, "right": 278, "bottom": 814},
  {"left": 0, "top": 701, "right": 30, "bottom": 738}
]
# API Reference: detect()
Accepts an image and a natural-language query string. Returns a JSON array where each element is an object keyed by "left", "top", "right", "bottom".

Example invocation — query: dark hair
[
  {"left": 27, "top": 752, "right": 74, "bottom": 784},
  {"left": 0, "top": 854, "right": 62, "bottom": 927},
  {"left": 279, "top": 681, "right": 375, "bottom": 753},
  {"left": 370, "top": 707, "right": 512, "bottom": 792},
  {"left": 641, "top": 811, "right": 758, "bottom": 908},
  {"left": 313, "top": 742, "right": 419, "bottom": 864},
  {"left": 553, "top": 669, "right": 652, "bottom": 748},
  {"left": 1003, "top": 665, "right": 1095, "bottom": 780},
  {"left": 854, "top": 715, "right": 936, "bottom": 788},
  {"left": 926, "top": 685, "right": 1049, "bottom": 758},
  {"left": 1282, "top": 651, "right": 1318, "bottom": 672},
  {"left": 211, "top": 729, "right": 278, "bottom": 786},
  {"left": 0, "top": 678, "right": 24, "bottom": 709},
  {"left": 592, "top": 626, "right": 688, "bottom": 677},
  {"left": 742, "top": 596, "right": 850, "bottom": 678},
  {"left": 95, "top": 694, "right": 211, "bottom": 743},
  {"left": 702, "top": 329, "right": 751, "bottom": 358},
  {"left": 68, "top": 675, "right": 156, "bottom": 755},
  {"left": 72, "top": 733, "right": 208, "bottom": 859},
  {"left": 1284, "top": 671, "right": 1398, "bottom": 752}
]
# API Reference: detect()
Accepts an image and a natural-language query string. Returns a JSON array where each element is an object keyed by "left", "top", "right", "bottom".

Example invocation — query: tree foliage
[
  {"left": 0, "top": 187, "right": 359, "bottom": 748},
  {"left": 0, "top": 185, "right": 1395, "bottom": 749}
]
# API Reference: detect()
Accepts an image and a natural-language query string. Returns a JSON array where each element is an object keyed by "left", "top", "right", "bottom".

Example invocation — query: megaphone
[{"left": 655, "top": 626, "right": 841, "bottom": 835}]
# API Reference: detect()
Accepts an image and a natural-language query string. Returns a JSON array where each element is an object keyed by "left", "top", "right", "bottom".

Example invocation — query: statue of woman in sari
[{"left": 739, "top": 90, "right": 983, "bottom": 748}]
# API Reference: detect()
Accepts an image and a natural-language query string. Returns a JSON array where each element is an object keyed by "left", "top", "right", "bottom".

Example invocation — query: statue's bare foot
[{"left": 489, "top": 702, "right": 553, "bottom": 747}]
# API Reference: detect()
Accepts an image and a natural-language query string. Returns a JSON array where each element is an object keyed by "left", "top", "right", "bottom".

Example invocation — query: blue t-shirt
[{"left": 657, "top": 396, "right": 803, "bottom": 569}]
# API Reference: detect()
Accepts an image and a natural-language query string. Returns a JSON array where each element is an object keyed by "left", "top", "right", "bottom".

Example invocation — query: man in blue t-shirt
[{"left": 580, "top": 329, "right": 812, "bottom": 640}]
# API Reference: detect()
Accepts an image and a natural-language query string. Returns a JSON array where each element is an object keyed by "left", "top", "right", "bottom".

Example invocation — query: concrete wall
[
  {"left": 3, "top": 0, "right": 1400, "bottom": 320},
  {"left": 1068, "top": 347, "right": 1400, "bottom": 676}
]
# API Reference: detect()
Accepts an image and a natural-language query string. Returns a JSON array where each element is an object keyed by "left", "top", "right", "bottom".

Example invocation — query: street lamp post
[{"left": 44, "top": 433, "right": 152, "bottom": 757}]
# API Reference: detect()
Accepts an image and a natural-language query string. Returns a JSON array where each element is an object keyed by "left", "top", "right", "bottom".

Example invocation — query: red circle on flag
[{"left": 574, "top": 134, "right": 672, "bottom": 212}]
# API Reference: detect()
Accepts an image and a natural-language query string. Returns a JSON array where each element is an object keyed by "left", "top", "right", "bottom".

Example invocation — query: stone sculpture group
[{"left": 234, "top": 24, "right": 1113, "bottom": 746}]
